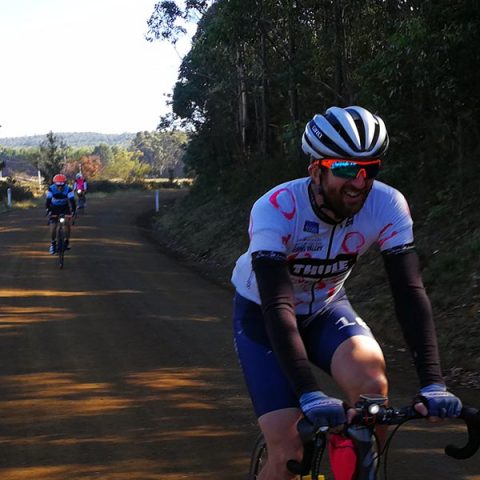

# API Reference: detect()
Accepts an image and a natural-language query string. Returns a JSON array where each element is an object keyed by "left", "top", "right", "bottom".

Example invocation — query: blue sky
[{"left": 0, "top": 0, "right": 193, "bottom": 138}]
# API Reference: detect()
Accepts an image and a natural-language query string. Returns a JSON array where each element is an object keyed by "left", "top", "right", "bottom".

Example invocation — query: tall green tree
[
  {"left": 92, "top": 143, "right": 114, "bottom": 166},
  {"left": 131, "top": 130, "right": 187, "bottom": 177},
  {"left": 38, "top": 131, "right": 68, "bottom": 184}
]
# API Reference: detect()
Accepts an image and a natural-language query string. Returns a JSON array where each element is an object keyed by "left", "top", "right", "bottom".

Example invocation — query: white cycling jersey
[{"left": 231, "top": 177, "right": 414, "bottom": 316}]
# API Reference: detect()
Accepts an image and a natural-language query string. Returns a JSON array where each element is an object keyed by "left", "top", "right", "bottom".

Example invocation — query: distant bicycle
[
  {"left": 49, "top": 213, "right": 72, "bottom": 269},
  {"left": 76, "top": 189, "right": 86, "bottom": 212}
]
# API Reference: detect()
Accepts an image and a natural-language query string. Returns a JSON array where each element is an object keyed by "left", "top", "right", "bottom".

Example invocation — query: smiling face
[{"left": 309, "top": 162, "right": 374, "bottom": 220}]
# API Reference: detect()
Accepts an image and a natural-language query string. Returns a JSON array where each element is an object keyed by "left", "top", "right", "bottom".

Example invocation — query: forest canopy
[{"left": 147, "top": 0, "right": 479, "bottom": 203}]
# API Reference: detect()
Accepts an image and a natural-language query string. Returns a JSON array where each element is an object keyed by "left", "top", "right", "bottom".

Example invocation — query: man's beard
[{"left": 321, "top": 177, "right": 372, "bottom": 219}]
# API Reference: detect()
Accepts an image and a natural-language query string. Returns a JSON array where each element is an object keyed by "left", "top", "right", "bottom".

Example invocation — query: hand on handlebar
[
  {"left": 300, "top": 391, "right": 346, "bottom": 431},
  {"left": 414, "top": 383, "right": 463, "bottom": 419}
]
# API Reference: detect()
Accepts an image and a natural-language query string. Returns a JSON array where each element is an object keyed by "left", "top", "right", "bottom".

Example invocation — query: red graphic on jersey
[
  {"left": 287, "top": 252, "right": 312, "bottom": 261},
  {"left": 378, "top": 223, "right": 398, "bottom": 247},
  {"left": 341, "top": 232, "right": 366, "bottom": 254},
  {"left": 327, "top": 287, "right": 336, "bottom": 297},
  {"left": 269, "top": 188, "right": 296, "bottom": 220},
  {"left": 315, "top": 280, "right": 326, "bottom": 290},
  {"left": 282, "top": 234, "right": 291, "bottom": 246}
]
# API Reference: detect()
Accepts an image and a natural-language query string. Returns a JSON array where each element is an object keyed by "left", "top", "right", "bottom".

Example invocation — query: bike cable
[{"left": 380, "top": 418, "right": 414, "bottom": 480}]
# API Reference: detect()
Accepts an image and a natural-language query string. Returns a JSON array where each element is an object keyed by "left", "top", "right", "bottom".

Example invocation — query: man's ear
[{"left": 308, "top": 161, "right": 321, "bottom": 182}]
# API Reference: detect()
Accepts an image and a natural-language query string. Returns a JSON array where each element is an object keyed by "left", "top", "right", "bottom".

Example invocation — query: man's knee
[
  {"left": 331, "top": 335, "right": 388, "bottom": 402},
  {"left": 358, "top": 372, "right": 388, "bottom": 395}
]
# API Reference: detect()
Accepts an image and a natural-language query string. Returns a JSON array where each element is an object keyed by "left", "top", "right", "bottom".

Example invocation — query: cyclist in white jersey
[{"left": 231, "top": 106, "right": 463, "bottom": 480}]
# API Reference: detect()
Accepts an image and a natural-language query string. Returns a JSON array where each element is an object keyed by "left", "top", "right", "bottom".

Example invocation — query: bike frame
[
  {"left": 50, "top": 213, "right": 72, "bottom": 269},
  {"left": 57, "top": 215, "right": 66, "bottom": 269}
]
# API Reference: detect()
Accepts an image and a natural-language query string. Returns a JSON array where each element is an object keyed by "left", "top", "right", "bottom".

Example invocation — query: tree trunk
[
  {"left": 237, "top": 47, "right": 248, "bottom": 154},
  {"left": 260, "top": 31, "right": 268, "bottom": 158},
  {"left": 287, "top": 0, "right": 299, "bottom": 123},
  {"left": 333, "top": 0, "right": 349, "bottom": 104}
]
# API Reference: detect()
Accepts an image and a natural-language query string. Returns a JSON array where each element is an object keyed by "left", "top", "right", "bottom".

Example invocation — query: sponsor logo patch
[{"left": 304, "top": 220, "right": 319, "bottom": 234}]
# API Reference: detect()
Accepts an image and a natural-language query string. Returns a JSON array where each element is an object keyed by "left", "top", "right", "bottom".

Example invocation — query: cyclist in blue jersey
[
  {"left": 231, "top": 106, "right": 463, "bottom": 480},
  {"left": 46, "top": 174, "right": 76, "bottom": 254}
]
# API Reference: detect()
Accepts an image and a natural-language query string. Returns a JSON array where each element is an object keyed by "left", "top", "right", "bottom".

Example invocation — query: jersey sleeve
[
  {"left": 249, "top": 186, "right": 297, "bottom": 254},
  {"left": 376, "top": 187, "right": 414, "bottom": 252}
]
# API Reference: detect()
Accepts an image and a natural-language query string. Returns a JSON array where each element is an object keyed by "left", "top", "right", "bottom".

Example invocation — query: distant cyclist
[
  {"left": 46, "top": 174, "right": 76, "bottom": 254},
  {"left": 73, "top": 172, "right": 88, "bottom": 209}
]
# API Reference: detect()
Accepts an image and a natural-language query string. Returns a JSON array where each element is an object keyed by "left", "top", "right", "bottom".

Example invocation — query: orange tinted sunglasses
[{"left": 316, "top": 159, "right": 382, "bottom": 179}]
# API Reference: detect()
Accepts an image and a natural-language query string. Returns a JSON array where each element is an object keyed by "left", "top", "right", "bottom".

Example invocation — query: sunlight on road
[
  {"left": 88, "top": 238, "right": 144, "bottom": 247},
  {"left": 0, "top": 367, "right": 248, "bottom": 480},
  {"left": 0, "top": 227, "right": 26, "bottom": 233},
  {"left": 0, "top": 368, "right": 239, "bottom": 421},
  {"left": 0, "top": 372, "right": 132, "bottom": 423},
  {"left": 127, "top": 368, "right": 217, "bottom": 390},
  {"left": 0, "top": 289, "right": 142, "bottom": 298},
  {"left": 0, "top": 306, "right": 73, "bottom": 327},
  {"left": 0, "top": 462, "right": 213, "bottom": 480},
  {"left": 3, "top": 246, "right": 54, "bottom": 258}
]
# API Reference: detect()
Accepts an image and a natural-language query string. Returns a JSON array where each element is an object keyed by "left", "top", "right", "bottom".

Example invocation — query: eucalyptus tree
[
  {"left": 146, "top": 0, "right": 212, "bottom": 44},
  {"left": 38, "top": 131, "right": 68, "bottom": 184},
  {"left": 92, "top": 143, "right": 114, "bottom": 166},
  {"left": 355, "top": 0, "right": 480, "bottom": 196},
  {"left": 130, "top": 130, "right": 187, "bottom": 177}
]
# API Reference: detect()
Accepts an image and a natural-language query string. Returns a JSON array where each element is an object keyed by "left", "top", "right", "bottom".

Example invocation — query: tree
[
  {"left": 130, "top": 131, "right": 187, "bottom": 177},
  {"left": 92, "top": 143, "right": 114, "bottom": 166},
  {"left": 146, "top": 0, "right": 211, "bottom": 44},
  {"left": 102, "top": 147, "right": 151, "bottom": 181},
  {"left": 38, "top": 131, "right": 68, "bottom": 184},
  {"left": 64, "top": 154, "right": 103, "bottom": 179}
]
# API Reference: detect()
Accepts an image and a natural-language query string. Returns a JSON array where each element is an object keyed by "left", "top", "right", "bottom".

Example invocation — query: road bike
[
  {"left": 76, "top": 189, "right": 86, "bottom": 212},
  {"left": 49, "top": 213, "right": 72, "bottom": 269},
  {"left": 247, "top": 394, "right": 480, "bottom": 480}
]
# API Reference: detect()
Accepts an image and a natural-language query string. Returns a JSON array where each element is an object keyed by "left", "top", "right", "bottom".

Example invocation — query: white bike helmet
[
  {"left": 302, "top": 106, "right": 389, "bottom": 160},
  {"left": 76, "top": 173, "right": 83, "bottom": 179}
]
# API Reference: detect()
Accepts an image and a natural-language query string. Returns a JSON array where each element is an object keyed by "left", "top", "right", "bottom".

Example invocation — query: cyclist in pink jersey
[
  {"left": 73, "top": 172, "right": 87, "bottom": 192},
  {"left": 231, "top": 106, "right": 463, "bottom": 480},
  {"left": 73, "top": 172, "right": 88, "bottom": 210}
]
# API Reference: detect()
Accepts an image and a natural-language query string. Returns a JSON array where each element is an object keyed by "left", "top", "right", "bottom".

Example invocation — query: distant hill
[{"left": 0, "top": 132, "right": 137, "bottom": 148}]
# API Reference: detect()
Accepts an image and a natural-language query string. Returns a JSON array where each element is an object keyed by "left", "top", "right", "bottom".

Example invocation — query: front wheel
[
  {"left": 248, "top": 434, "right": 268, "bottom": 480},
  {"left": 248, "top": 432, "right": 326, "bottom": 480},
  {"left": 57, "top": 227, "right": 65, "bottom": 269}
]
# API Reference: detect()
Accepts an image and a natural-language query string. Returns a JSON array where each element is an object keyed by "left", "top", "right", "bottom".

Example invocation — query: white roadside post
[
  {"left": 7, "top": 187, "right": 12, "bottom": 208},
  {"left": 155, "top": 189, "right": 160, "bottom": 213}
]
